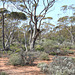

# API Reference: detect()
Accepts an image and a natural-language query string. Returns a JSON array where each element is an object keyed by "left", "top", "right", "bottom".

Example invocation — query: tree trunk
[
  {"left": 30, "top": 29, "right": 40, "bottom": 51},
  {"left": 24, "top": 31, "right": 28, "bottom": 52},
  {"left": 66, "top": 28, "right": 74, "bottom": 45},
  {"left": 30, "top": 39, "right": 35, "bottom": 51},
  {"left": 2, "top": 10, "right": 5, "bottom": 49}
]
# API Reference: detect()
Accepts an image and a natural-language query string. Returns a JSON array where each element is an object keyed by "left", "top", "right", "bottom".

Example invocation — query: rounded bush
[
  {"left": 8, "top": 51, "right": 37, "bottom": 66},
  {"left": 8, "top": 53, "right": 22, "bottom": 66},
  {"left": 0, "top": 72, "right": 8, "bottom": 75},
  {"left": 41, "top": 56, "right": 75, "bottom": 75},
  {"left": 39, "top": 52, "right": 49, "bottom": 60},
  {"left": 35, "top": 45, "right": 44, "bottom": 51}
]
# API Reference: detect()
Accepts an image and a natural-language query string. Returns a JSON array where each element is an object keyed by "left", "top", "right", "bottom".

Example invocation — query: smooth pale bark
[
  {"left": 8, "top": 0, "right": 55, "bottom": 51},
  {"left": 24, "top": 31, "right": 28, "bottom": 52}
]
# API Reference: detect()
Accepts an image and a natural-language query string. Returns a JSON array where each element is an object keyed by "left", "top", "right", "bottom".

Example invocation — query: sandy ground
[
  {"left": 0, "top": 55, "right": 54, "bottom": 75},
  {"left": 0, "top": 50, "right": 75, "bottom": 75}
]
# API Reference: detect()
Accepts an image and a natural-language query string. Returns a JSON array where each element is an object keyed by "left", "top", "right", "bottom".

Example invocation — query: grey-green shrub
[
  {"left": 8, "top": 53, "right": 22, "bottom": 66},
  {"left": 37, "top": 62, "right": 48, "bottom": 68},
  {"left": 35, "top": 45, "right": 44, "bottom": 51},
  {"left": 41, "top": 56, "right": 75, "bottom": 75},
  {"left": 43, "top": 40, "right": 59, "bottom": 50},
  {"left": 37, "top": 63, "right": 49, "bottom": 73},
  {"left": 39, "top": 52, "right": 49, "bottom": 60},
  {"left": 8, "top": 51, "right": 38, "bottom": 66},
  {"left": 48, "top": 49, "right": 74, "bottom": 55},
  {"left": 0, "top": 72, "right": 8, "bottom": 75}
]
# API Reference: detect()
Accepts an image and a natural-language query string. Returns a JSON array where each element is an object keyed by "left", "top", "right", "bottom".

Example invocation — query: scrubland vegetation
[{"left": 0, "top": 0, "right": 75, "bottom": 75}]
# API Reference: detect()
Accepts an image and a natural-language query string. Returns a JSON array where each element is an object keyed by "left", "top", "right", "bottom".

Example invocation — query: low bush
[
  {"left": 8, "top": 51, "right": 38, "bottom": 66},
  {"left": 37, "top": 62, "right": 48, "bottom": 68},
  {"left": 39, "top": 52, "right": 49, "bottom": 60},
  {"left": 37, "top": 63, "right": 49, "bottom": 73},
  {"left": 70, "top": 45, "right": 75, "bottom": 49},
  {"left": 0, "top": 55, "right": 2, "bottom": 58},
  {"left": 35, "top": 45, "right": 44, "bottom": 51},
  {"left": 0, "top": 72, "right": 8, "bottom": 75},
  {"left": 8, "top": 53, "right": 22, "bottom": 66},
  {"left": 41, "top": 56, "right": 75, "bottom": 75},
  {"left": 47, "top": 49, "right": 74, "bottom": 55},
  {"left": 43, "top": 40, "right": 60, "bottom": 51}
]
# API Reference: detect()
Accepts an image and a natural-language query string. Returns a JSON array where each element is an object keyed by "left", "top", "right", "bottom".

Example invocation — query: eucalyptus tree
[
  {"left": 58, "top": 16, "right": 75, "bottom": 44},
  {"left": 5, "top": 12, "right": 27, "bottom": 49},
  {"left": 7, "top": 0, "right": 55, "bottom": 51},
  {"left": 0, "top": 7, "right": 9, "bottom": 49},
  {"left": 20, "top": 23, "right": 30, "bottom": 52},
  {"left": 57, "top": 5, "right": 75, "bottom": 44}
]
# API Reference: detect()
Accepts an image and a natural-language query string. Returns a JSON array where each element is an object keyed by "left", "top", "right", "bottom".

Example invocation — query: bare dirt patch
[
  {"left": 0, "top": 50, "right": 75, "bottom": 75},
  {"left": 0, "top": 55, "right": 54, "bottom": 75}
]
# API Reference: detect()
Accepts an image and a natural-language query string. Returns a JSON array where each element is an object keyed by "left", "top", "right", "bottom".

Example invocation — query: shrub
[
  {"left": 37, "top": 63, "right": 49, "bottom": 73},
  {"left": 0, "top": 55, "right": 2, "bottom": 58},
  {"left": 39, "top": 52, "right": 49, "bottom": 60},
  {"left": 70, "top": 45, "right": 75, "bottom": 49},
  {"left": 41, "top": 56, "right": 75, "bottom": 75},
  {"left": 8, "top": 51, "right": 38, "bottom": 66},
  {"left": 59, "top": 50, "right": 74, "bottom": 55},
  {"left": 22, "top": 51, "right": 40, "bottom": 65},
  {"left": 35, "top": 45, "right": 44, "bottom": 51},
  {"left": 49, "top": 52, "right": 57, "bottom": 55},
  {"left": 0, "top": 72, "right": 8, "bottom": 75},
  {"left": 37, "top": 62, "right": 48, "bottom": 68},
  {"left": 42, "top": 40, "right": 60, "bottom": 52},
  {"left": 15, "top": 49, "right": 21, "bottom": 53},
  {"left": 8, "top": 53, "right": 22, "bottom": 66},
  {"left": 0, "top": 51, "right": 2, "bottom": 58},
  {"left": 48, "top": 49, "right": 74, "bottom": 55}
]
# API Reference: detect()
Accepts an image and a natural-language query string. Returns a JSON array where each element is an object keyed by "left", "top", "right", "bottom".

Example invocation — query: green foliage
[
  {"left": 8, "top": 51, "right": 37, "bottom": 66},
  {"left": 49, "top": 52, "right": 57, "bottom": 55},
  {"left": 70, "top": 45, "right": 75, "bottom": 49},
  {"left": 7, "top": 12, "right": 27, "bottom": 20},
  {"left": 35, "top": 45, "right": 44, "bottom": 51},
  {"left": 59, "top": 42, "right": 73, "bottom": 50},
  {"left": 57, "top": 36, "right": 65, "bottom": 44},
  {"left": 37, "top": 63, "right": 48, "bottom": 68},
  {"left": 43, "top": 39, "right": 60, "bottom": 52},
  {"left": 7, "top": 51, "right": 13, "bottom": 55},
  {"left": 8, "top": 53, "right": 22, "bottom": 66},
  {"left": 58, "top": 50, "right": 74, "bottom": 55},
  {"left": 39, "top": 52, "right": 49, "bottom": 60},
  {"left": 43, "top": 56, "right": 75, "bottom": 75},
  {"left": 37, "top": 63, "right": 49, "bottom": 73},
  {"left": 0, "top": 54, "right": 2, "bottom": 58},
  {"left": 22, "top": 51, "right": 37, "bottom": 65},
  {"left": 0, "top": 8, "right": 9, "bottom": 13},
  {"left": 0, "top": 39, "right": 3, "bottom": 49},
  {"left": 0, "top": 72, "right": 8, "bottom": 75},
  {"left": 10, "top": 44, "right": 21, "bottom": 52},
  {"left": 15, "top": 49, "right": 21, "bottom": 53}
]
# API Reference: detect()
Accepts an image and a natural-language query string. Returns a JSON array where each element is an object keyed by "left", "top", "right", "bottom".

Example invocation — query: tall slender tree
[{"left": 7, "top": 0, "right": 55, "bottom": 51}]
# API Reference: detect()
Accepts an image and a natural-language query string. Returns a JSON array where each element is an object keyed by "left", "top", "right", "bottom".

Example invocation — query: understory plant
[
  {"left": 39, "top": 52, "right": 49, "bottom": 60},
  {"left": 40, "top": 56, "right": 75, "bottom": 75}
]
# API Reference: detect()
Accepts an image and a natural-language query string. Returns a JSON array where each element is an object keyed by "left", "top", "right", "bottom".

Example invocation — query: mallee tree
[{"left": 2, "top": 0, "right": 55, "bottom": 51}]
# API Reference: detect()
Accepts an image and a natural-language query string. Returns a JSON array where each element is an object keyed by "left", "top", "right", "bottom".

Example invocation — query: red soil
[
  {"left": 0, "top": 50, "right": 75, "bottom": 75},
  {"left": 0, "top": 55, "right": 54, "bottom": 75}
]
